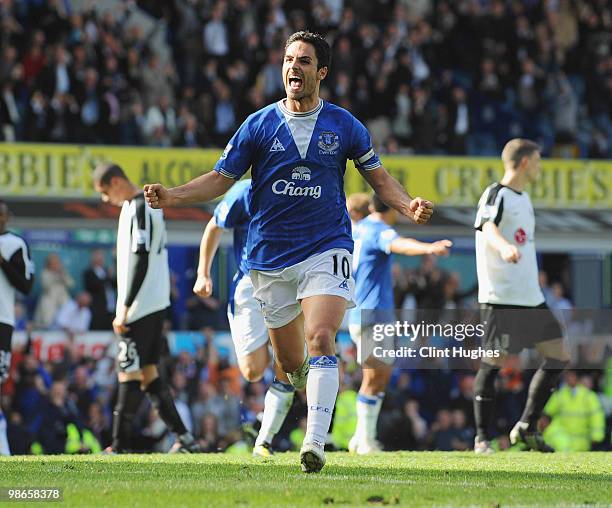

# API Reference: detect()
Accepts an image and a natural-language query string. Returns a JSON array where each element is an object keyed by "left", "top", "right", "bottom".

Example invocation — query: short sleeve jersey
[
  {"left": 349, "top": 216, "right": 399, "bottom": 325},
  {"left": 0, "top": 232, "right": 34, "bottom": 327},
  {"left": 474, "top": 183, "right": 544, "bottom": 306},
  {"left": 116, "top": 194, "right": 170, "bottom": 323},
  {"left": 214, "top": 99, "right": 381, "bottom": 271}
]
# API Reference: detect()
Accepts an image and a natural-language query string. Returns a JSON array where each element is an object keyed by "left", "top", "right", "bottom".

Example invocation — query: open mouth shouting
[{"left": 288, "top": 75, "right": 304, "bottom": 91}]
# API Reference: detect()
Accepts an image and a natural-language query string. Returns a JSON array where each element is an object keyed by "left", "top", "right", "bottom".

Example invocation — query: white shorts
[
  {"left": 228, "top": 275, "right": 269, "bottom": 357},
  {"left": 349, "top": 323, "right": 395, "bottom": 366},
  {"left": 250, "top": 249, "right": 355, "bottom": 329}
]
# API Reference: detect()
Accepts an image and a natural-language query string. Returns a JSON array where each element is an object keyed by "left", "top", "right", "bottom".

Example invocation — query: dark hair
[
  {"left": 371, "top": 193, "right": 390, "bottom": 213},
  {"left": 92, "top": 163, "right": 128, "bottom": 186},
  {"left": 284, "top": 31, "right": 331, "bottom": 71},
  {"left": 501, "top": 138, "right": 541, "bottom": 169}
]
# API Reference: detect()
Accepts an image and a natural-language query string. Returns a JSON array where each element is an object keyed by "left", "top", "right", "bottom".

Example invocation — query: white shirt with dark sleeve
[
  {"left": 0, "top": 232, "right": 35, "bottom": 327},
  {"left": 116, "top": 194, "right": 170, "bottom": 324},
  {"left": 474, "top": 183, "right": 544, "bottom": 306}
]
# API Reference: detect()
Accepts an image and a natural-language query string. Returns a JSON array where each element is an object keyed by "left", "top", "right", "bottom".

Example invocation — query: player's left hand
[
  {"left": 429, "top": 239, "right": 453, "bottom": 256},
  {"left": 193, "top": 274, "right": 213, "bottom": 297},
  {"left": 113, "top": 306, "right": 130, "bottom": 335},
  {"left": 409, "top": 198, "right": 433, "bottom": 225}
]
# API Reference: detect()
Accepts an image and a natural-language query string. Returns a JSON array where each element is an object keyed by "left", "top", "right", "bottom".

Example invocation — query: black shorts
[
  {"left": 480, "top": 303, "right": 563, "bottom": 355},
  {"left": 0, "top": 322, "right": 14, "bottom": 382},
  {"left": 117, "top": 310, "right": 165, "bottom": 373}
]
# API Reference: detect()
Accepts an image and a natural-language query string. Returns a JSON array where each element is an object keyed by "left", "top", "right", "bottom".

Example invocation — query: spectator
[
  {"left": 37, "top": 380, "right": 85, "bottom": 454},
  {"left": 54, "top": 292, "right": 92, "bottom": 335},
  {"left": 184, "top": 294, "right": 221, "bottom": 330},
  {"left": 86, "top": 401, "right": 111, "bottom": 449},
  {"left": 214, "top": 379, "right": 241, "bottom": 438},
  {"left": 197, "top": 413, "right": 222, "bottom": 452},
  {"left": 33, "top": 253, "right": 74, "bottom": 329},
  {"left": 144, "top": 95, "right": 177, "bottom": 144},
  {"left": 69, "top": 365, "right": 98, "bottom": 419},
  {"left": 203, "top": 2, "right": 230, "bottom": 60},
  {"left": 83, "top": 249, "right": 115, "bottom": 330}
]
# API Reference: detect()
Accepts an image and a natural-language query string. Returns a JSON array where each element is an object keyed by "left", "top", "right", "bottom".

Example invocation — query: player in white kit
[
  {"left": 473, "top": 139, "right": 570, "bottom": 454},
  {"left": 0, "top": 201, "right": 35, "bottom": 455}
]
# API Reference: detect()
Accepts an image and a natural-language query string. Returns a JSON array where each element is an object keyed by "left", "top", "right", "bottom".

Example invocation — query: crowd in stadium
[
  {"left": 2, "top": 248, "right": 609, "bottom": 455},
  {"left": 0, "top": 0, "right": 611, "bottom": 157}
]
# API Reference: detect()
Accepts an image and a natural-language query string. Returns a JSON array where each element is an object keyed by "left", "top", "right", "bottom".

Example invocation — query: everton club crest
[{"left": 318, "top": 131, "right": 340, "bottom": 155}]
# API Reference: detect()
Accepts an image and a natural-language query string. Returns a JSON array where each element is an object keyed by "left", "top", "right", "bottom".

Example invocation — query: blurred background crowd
[{"left": 0, "top": 0, "right": 610, "bottom": 157}]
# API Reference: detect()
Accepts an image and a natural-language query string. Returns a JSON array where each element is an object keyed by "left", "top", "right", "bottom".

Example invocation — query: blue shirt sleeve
[
  {"left": 213, "top": 184, "right": 249, "bottom": 229},
  {"left": 349, "top": 116, "right": 382, "bottom": 171},
  {"left": 377, "top": 227, "right": 399, "bottom": 254},
  {"left": 214, "top": 117, "right": 254, "bottom": 179}
]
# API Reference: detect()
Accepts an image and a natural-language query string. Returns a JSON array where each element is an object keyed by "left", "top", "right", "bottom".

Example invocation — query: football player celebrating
[{"left": 145, "top": 31, "right": 433, "bottom": 472}]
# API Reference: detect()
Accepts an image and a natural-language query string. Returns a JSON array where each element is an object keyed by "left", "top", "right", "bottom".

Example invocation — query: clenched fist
[
  {"left": 501, "top": 244, "right": 521, "bottom": 263},
  {"left": 193, "top": 274, "right": 213, "bottom": 297},
  {"left": 144, "top": 183, "right": 172, "bottom": 209},
  {"left": 409, "top": 197, "right": 434, "bottom": 225}
]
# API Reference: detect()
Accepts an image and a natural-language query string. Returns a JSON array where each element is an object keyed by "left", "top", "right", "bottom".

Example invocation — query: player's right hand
[
  {"left": 409, "top": 197, "right": 433, "bottom": 225},
  {"left": 193, "top": 274, "right": 213, "bottom": 297},
  {"left": 501, "top": 244, "right": 521, "bottom": 263},
  {"left": 144, "top": 183, "right": 171, "bottom": 209},
  {"left": 429, "top": 239, "right": 453, "bottom": 257}
]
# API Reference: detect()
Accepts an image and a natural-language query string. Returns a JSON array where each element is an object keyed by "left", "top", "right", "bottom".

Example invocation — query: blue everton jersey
[
  {"left": 349, "top": 216, "right": 399, "bottom": 324},
  {"left": 214, "top": 99, "right": 381, "bottom": 271},
  {"left": 213, "top": 179, "right": 251, "bottom": 278}
]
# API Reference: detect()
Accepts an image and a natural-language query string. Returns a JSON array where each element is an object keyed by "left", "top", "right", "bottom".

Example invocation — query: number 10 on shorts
[{"left": 332, "top": 254, "right": 350, "bottom": 279}]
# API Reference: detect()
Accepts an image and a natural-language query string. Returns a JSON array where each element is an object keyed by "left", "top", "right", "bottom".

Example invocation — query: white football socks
[
  {"left": 256, "top": 379, "right": 295, "bottom": 447},
  {"left": 355, "top": 392, "right": 384, "bottom": 442},
  {"left": 304, "top": 356, "right": 339, "bottom": 446}
]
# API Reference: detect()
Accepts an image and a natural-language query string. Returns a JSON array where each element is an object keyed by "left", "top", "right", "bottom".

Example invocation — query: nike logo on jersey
[{"left": 270, "top": 137, "right": 285, "bottom": 152}]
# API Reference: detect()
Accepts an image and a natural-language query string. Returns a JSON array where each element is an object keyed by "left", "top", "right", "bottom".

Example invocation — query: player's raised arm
[
  {"left": 359, "top": 166, "right": 433, "bottom": 225},
  {"left": 144, "top": 171, "right": 235, "bottom": 208},
  {"left": 193, "top": 217, "right": 223, "bottom": 297}
]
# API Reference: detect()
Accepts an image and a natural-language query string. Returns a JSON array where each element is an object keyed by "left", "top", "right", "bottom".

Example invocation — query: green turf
[{"left": 0, "top": 452, "right": 610, "bottom": 507}]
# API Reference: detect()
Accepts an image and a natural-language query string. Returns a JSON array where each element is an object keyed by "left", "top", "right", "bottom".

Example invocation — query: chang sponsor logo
[{"left": 272, "top": 179, "right": 322, "bottom": 199}]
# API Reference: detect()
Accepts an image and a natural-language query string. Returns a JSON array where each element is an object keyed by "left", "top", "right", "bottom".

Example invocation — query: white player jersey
[
  {"left": 0, "top": 232, "right": 34, "bottom": 326},
  {"left": 116, "top": 193, "right": 170, "bottom": 323},
  {"left": 474, "top": 183, "right": 544, "bottom": 306}
]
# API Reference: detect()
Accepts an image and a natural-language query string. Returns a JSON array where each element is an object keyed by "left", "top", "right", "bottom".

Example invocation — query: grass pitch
[{"left": 1, "top": 452, "right": 610, "bottom": 507}]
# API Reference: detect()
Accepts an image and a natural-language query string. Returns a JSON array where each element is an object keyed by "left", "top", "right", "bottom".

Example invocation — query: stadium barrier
[
  {"left": 11, "top": 329, "right": 235, "bottom": 362},
  {"left": 1, "top": 143, "right": 611, "bottom": 208}
]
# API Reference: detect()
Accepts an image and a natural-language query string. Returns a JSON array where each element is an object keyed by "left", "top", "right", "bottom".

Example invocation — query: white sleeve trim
[
  {"left": 216, "top": 168, "right": 238, "bottom": 179},
  {"left": 357, "top": 161, "right": 382, "bottom": 171}
]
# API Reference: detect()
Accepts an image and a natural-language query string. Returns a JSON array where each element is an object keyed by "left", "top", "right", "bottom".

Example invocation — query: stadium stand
[{"left": 0, "top": 0, "right": 610, "bottom": 157}]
